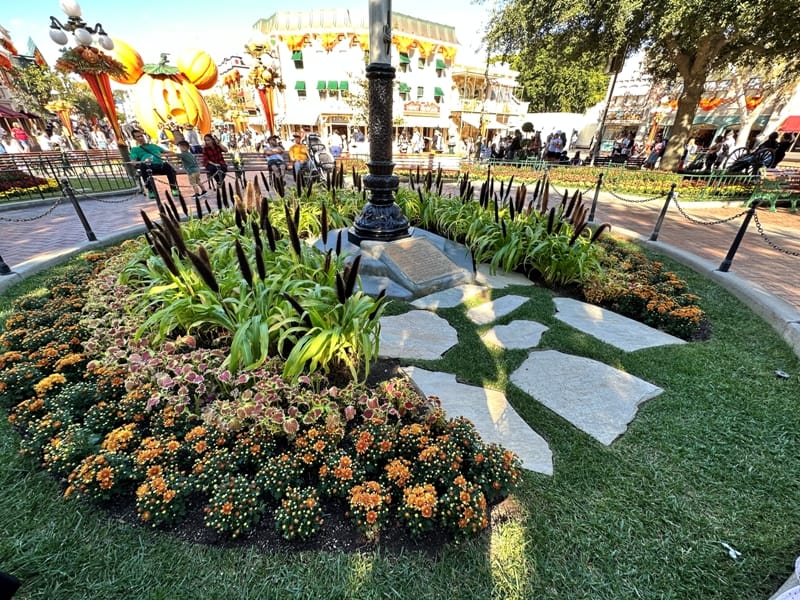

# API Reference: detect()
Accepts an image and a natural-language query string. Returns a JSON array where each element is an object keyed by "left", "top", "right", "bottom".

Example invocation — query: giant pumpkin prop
[
  {"left": 109, "top": 38, "right": 144, "bottom": 85},
  {"left": 129, "top": 54, "right": 212, "bottom": 140},
  {"left": 176, "top": 48, "right": 218, "bottom": 90}
]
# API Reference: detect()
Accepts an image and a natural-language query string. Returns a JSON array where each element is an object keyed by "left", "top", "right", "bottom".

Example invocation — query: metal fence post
[
  {"left": 588, "top": 172, "right": 604, "bottom": 222},
  {"left": 61, "top": 179, "right": 97, "bottom": 242},
  {"left": 719, "top": 200, "right": 759, "bottom": 272},
  {"left": 649, "top": 183, "right": 677, "bottom": 241},
  {"left": 0, "top": 254, "right": 11, "bottom": 275}
]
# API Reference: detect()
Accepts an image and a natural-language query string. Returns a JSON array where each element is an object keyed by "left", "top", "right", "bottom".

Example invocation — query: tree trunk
[{"left": 662, "top": 78, "right": 705, "bottom": 170}]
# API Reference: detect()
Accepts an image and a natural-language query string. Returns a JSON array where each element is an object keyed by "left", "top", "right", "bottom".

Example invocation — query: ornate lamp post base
[{"left": 348, "top": 62, "right": 409, "bottom": 245}]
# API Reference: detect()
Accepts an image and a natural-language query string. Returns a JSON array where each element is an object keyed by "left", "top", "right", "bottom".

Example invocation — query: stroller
[{"left": 298, "top": 133, "right": 336, "bottom": 187}]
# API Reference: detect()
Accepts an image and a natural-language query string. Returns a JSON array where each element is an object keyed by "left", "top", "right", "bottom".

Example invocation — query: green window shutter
[
  {"left": 327, "top": 80, "right": 339, "bottom": 90},
  {"left": 434, "top": 87, "right": 444, "bottom": 97},
  {"left": 436, "top": 58, "right": 446, "bottom": 69},
  {"left": 295, "top": 81, "right": 306, "bottom": 90},
  {"left": 399, "top": 53, "right": 410, "bottom": 64},
  {"left": 316, "top": 80, "right": 327, "bottom": 90},
  {"left": 339, "top": 80, "right": 349, "bottom": 91},
  {"left": 292, "top": 50, "right": 303, "bottom": 61}
]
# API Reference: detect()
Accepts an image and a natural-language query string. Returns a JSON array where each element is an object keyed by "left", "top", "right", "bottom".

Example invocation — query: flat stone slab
[
  {"left": 411, "top": 284, "right": 489, "bottom": 310},
  {"left": 403, "top": 367, "right": 553, "bottom": 475},
  {"left": 481, "top": 319, "right": 549, "bottom": 350},
  {"left": 510, "top": 350, "right": 663, "bottom": 445},
  {"left": 379, "top": 310, "right": 458, "bottom": 360},
  {"left": 475, "top": 264, "right": 535, "bottom": 289},
  {"left": 553, "top": 297, "right": 687, "bottom": 351},
  {"left": 467, "top": 295, "right": 529, "bottom": 325}
]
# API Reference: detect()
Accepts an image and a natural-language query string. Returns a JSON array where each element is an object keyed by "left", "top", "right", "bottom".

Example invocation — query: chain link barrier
[
  {"left": 0, "top": 196, "right": 65, "bottom": 222},
  {"left": 672, "top": 196, "right": 750, "bottom": 226},
  {"left": 606, "top": 189, "right": 668, "bottom": 203},
  {"left": 752, "top": 211, "right": 800, "bottom": 257},
  {"left": 547, "top": 182, "right": 594, "bottom": 198}
]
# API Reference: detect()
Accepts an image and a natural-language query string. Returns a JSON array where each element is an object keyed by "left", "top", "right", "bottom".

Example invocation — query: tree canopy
[{"left": 486, "top": 0, "right": 800, "bottom": 168}]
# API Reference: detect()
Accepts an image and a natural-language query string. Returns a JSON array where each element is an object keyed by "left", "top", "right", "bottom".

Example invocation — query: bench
[{"left": 746, "top": 171, "right": 800, "bottom": 211}]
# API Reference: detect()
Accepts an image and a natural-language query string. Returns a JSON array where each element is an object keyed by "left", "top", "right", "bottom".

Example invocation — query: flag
[{"left": 27, "top": 37, "right": 47, "bottom": 67}]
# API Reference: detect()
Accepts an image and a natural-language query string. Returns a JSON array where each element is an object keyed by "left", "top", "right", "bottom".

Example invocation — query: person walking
[{"left": 176, "top": 140, "right": 207, "bottom": 198}]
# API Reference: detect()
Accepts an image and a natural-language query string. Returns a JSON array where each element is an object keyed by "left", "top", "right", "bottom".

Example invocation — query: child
[{"left": 176, "top": 140, "right": 207, "bottom": 197}]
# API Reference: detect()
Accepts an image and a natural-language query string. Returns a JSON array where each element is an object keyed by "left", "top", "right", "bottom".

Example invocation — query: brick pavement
[{"left": 1, "top": 180, "right": 798, "bottom": 314}]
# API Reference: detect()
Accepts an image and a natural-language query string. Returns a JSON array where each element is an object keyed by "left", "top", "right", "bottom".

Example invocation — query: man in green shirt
[{"left": 130, "top": 130, "right": 179, "bottom": 198}]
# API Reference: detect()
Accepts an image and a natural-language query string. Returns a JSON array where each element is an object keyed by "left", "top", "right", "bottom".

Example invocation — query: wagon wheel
[
  {"left": 722, "top": 147, "right": 747, "bottom": 167},
  {"left": 750, "top": 148, "right": 775, "bottom": 172}
]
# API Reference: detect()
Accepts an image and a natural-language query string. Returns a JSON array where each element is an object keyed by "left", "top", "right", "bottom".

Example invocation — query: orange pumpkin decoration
[
  {"left": 175, "top": 48, "right": 218, "bottom": 90},
  {"left": 109, "top": 38, "right": 144, "bottom": 85},
  {"left": 131, "top": 56, "right": 211, "bottom": 140}
]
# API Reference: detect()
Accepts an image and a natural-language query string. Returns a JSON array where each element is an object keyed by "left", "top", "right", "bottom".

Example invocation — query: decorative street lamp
[
  {"left": 49, "top": 0, "right": 133, "bottom": 175},
  {"left": 348, "top": 0, "right": 409, "bottom": 244}
]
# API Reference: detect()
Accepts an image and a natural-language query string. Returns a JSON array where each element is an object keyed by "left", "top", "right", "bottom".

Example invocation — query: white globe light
[
  {"left": 49, "top": 28, "right": 69, "bottom": 45},
  {"left": 98, "top": 35, "right": 114, "bottom": 50},
  {"left": 73, "top": 27, "right": 93, "bottom": 45},
  {"left": 60, "top": 0, "right": 82, "bottom": 18}
]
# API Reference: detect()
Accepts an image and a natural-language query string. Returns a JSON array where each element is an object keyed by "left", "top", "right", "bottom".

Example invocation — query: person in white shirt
[{"left": 328, "top": 129, "right": 343, "bottom": 158}]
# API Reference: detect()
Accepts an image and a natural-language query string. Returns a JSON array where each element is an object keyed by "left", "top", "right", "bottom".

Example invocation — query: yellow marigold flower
[{"left": 33, "top": 373, "right": 67, "bottom": 395}]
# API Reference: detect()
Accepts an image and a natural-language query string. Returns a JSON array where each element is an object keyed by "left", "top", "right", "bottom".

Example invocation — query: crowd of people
[{"left": 0, "top": 118, "right": 117, "bottom": 154}]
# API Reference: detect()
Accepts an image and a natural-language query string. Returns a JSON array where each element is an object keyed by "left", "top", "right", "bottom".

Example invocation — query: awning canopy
[
  {"left": 435, "top": 58, "right": 446, "bottom": 69},
  {"left": 434, "top": 87, "right": 444, "bottom": 97},
  {"left": 0, "top": 105, "right": 29, "bottom": 119},
  {"left": 316, "top": 80, "right": 327, "bottom": 90},
  {"left": 327, "top": 80, "right": 339, "bottom": 90},
  {"left": 398, "top": 115, "right": 449, "bottom": 128},
  {"left": 292, "top": 50, "right": 303, "bottom": 61},
  {"left": 778, "top": 116, "right": 800, "bottom": 132},
  {"left": 399, "top": 53, "right": 410, "bottom": 64},
  {"left": 339, "top": 80, "right": 349, "bottom": 91},
  {"left": 460, "top": 114, "right": 481, "bottom": 128},
  {"left": 484, "top": 120, "right": 506, "bottom": 130},
  {"left": 398, "top": 82, "right": 411, "bottom": 93},
  {"left": 294, "top": 81, "right": 306, "bottom": 90}
]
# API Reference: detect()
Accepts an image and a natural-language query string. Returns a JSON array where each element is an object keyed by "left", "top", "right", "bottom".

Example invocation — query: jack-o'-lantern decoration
[
  {"left": 130, "top": 54, "right": 211, "bottom": 140},
  {"left": 108, "top": 37, "right": 144, "bottom": 85},
  {"left": 175, "top": 48, "right": 218, "bottom": 90}
]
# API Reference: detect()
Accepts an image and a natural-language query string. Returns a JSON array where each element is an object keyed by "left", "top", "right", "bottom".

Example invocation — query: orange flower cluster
[
  {"left": 384, "top": 458, "right": 412, "bottom": 489},
  {"left": 33, "top": 373, "right": 67, "bottom": 396},
  {"left": 401, "top": 483, "right": 438, "bottom": 526},
  {"left": 102, "top": 423, "right": 138, "bottom": 452},
  {"left": 348, "top": 480, "right": 391, "bottom": 539},
  {"left": 135, "top": 469, "right": 185, "bottom": 527}
]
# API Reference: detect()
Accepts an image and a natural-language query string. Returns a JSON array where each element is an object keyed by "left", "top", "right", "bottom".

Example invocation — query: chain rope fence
[
  {"left": 752, "top": 211, "right": 800, "bottom": 257},
  {"left": 0, "top": 196, "right": 65, "bottom": 222},
  {"left": 672, "top": 196, "right": 751, "bottom": 226},
  {"left": 605, "top": 189, "right": 669, "bottom": 203}
]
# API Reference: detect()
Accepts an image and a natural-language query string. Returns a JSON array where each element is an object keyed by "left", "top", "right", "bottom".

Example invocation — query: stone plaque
[{"left": 380, "top": 237, "right": 462, "bottom": 285}]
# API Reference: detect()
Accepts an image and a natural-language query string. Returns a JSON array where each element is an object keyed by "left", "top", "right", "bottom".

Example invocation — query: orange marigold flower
[
  {"left": 194, "top": 441, "right": 208, "bottom": 454},
  {"left": 147, "top": 465, "right": 162, "bottom": 478},
  {"left": 221, "top": 501, "right": 233, "bottom": 515},
  {"left": 366, "top": 510, "right": 378, "bottom": 524},
  {"left": 167, "top": 441, "right": 180, "bottom": 452}
]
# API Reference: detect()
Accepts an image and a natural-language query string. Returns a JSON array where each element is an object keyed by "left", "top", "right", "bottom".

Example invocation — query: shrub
[
  {"left": 274, "top": 486, "right": 324, "bottom": 541},
  {"left": 347, "top": 480, "right": 392, "bottom": 540},
  {"left": 204, "top": 474, "right": 265, "bottom": 538}
]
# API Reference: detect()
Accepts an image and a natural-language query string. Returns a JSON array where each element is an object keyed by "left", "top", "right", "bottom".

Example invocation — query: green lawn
[{"left": 0, "top": 248, "right": 798, "bottom": 599}]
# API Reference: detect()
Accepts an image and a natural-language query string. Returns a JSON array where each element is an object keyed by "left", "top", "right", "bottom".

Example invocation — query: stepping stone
[
  {"left": 379, "top": 310, "right": 458, "bottom": 360},
  {"left": 411, "top": 284, "right": 489, "bottom": 310},
  {"left": 475, "top": 264, "right": 535, "bottom": 289},
  {"left": 553, "top": 297, "right": 687, "bottom": 352},
  {"left": 510, "top": 350, "right": 663, "bottom": 445},
  {"left": 467, "top": 295, "right": 529, "bottom": 325},
  {"left": 481, "top": 319, "right": 548, "bottom": 350},
  {"left": 403, "top": 367, "right": 553, "bottom": 475}
]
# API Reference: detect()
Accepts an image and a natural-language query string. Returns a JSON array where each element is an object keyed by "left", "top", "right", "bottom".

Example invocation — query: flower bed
[
  {"left": 0, "top": 168, "right": 60, "bottom": 201},
  {"left": 2, "top": 243, "right": 522, "bottom": 544}
]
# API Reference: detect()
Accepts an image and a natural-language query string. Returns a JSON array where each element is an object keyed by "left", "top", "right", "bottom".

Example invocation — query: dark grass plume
[
  {"left": 343, "top": 254, "right": 361, "bottom": 299},
  {"left": 186, "top": 248, "right": 220, "bottom": 293},
  {"left": 234, "top": 239, "right": 253, "bottom": 287},
  {"left": 321, "top": 203, "right": 329, "bottom": 245},
  {"left": 283, "top": 292, "right": 312, "bottom": 328},
  {"left": 176, "top": 191, "right": 188, "bottom": 217}
]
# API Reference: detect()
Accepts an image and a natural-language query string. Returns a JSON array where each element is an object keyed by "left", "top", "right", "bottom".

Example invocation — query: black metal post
[
  {"left": 0, "top": 254, "right": 11, "bottom": 275},
  {"left": 649, "top": 183, "right": 677, "bottom": 241},
  {"left": 348, "top": 62, "right": 410, "bottom": 244},
  {"left": 61, "top": 178, "right": 97, "bottom": 242},
  {"left": 719, "top": 200, "right": 758, "bottom": 272},
  {"left": 588, "top": 172, "right": 604, "bottom": 222}
]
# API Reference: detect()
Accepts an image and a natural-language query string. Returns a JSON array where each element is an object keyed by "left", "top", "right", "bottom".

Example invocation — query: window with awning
[
  {"left": 434, "top": 87, "right": 444, "bottom": 97},
  {"left": 327, "top": 80, "right": 339, "bottom": 90},
  {"left": 779, "top": 115, "right": 800, "bottom": 133},
  {"left": 398, "top": 82, "right": 410, "bottom": 93},
  {"left": 339, "top": 81, "right": 349, "bottom": 91},
  {"left": 295, "top": 81, "right": 306, "bottom": 90},
  {"left": 292, "top": 50, "right": 303, "bottom": 61},
  {"left": 399, "top": 53, "right": 410, "bottom": 64},
  {"left": 316, "top": 81, "right": 326, "bottom": 90},
  {"left": 435, "top": 58, "right": 446, "bottom": 70}
]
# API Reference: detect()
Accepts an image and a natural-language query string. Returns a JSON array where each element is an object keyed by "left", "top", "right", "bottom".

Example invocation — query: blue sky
[{"left": 7, "top": 0, "right": 490, "bottom": 67}]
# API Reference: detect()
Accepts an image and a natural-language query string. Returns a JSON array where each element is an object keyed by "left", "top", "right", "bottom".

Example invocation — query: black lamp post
[
  {"left": 48, "top": 0, "right": 134, "bottom": 177},
  {"left": 348, "top": 0, "right": 409, "bottom": 244}
]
